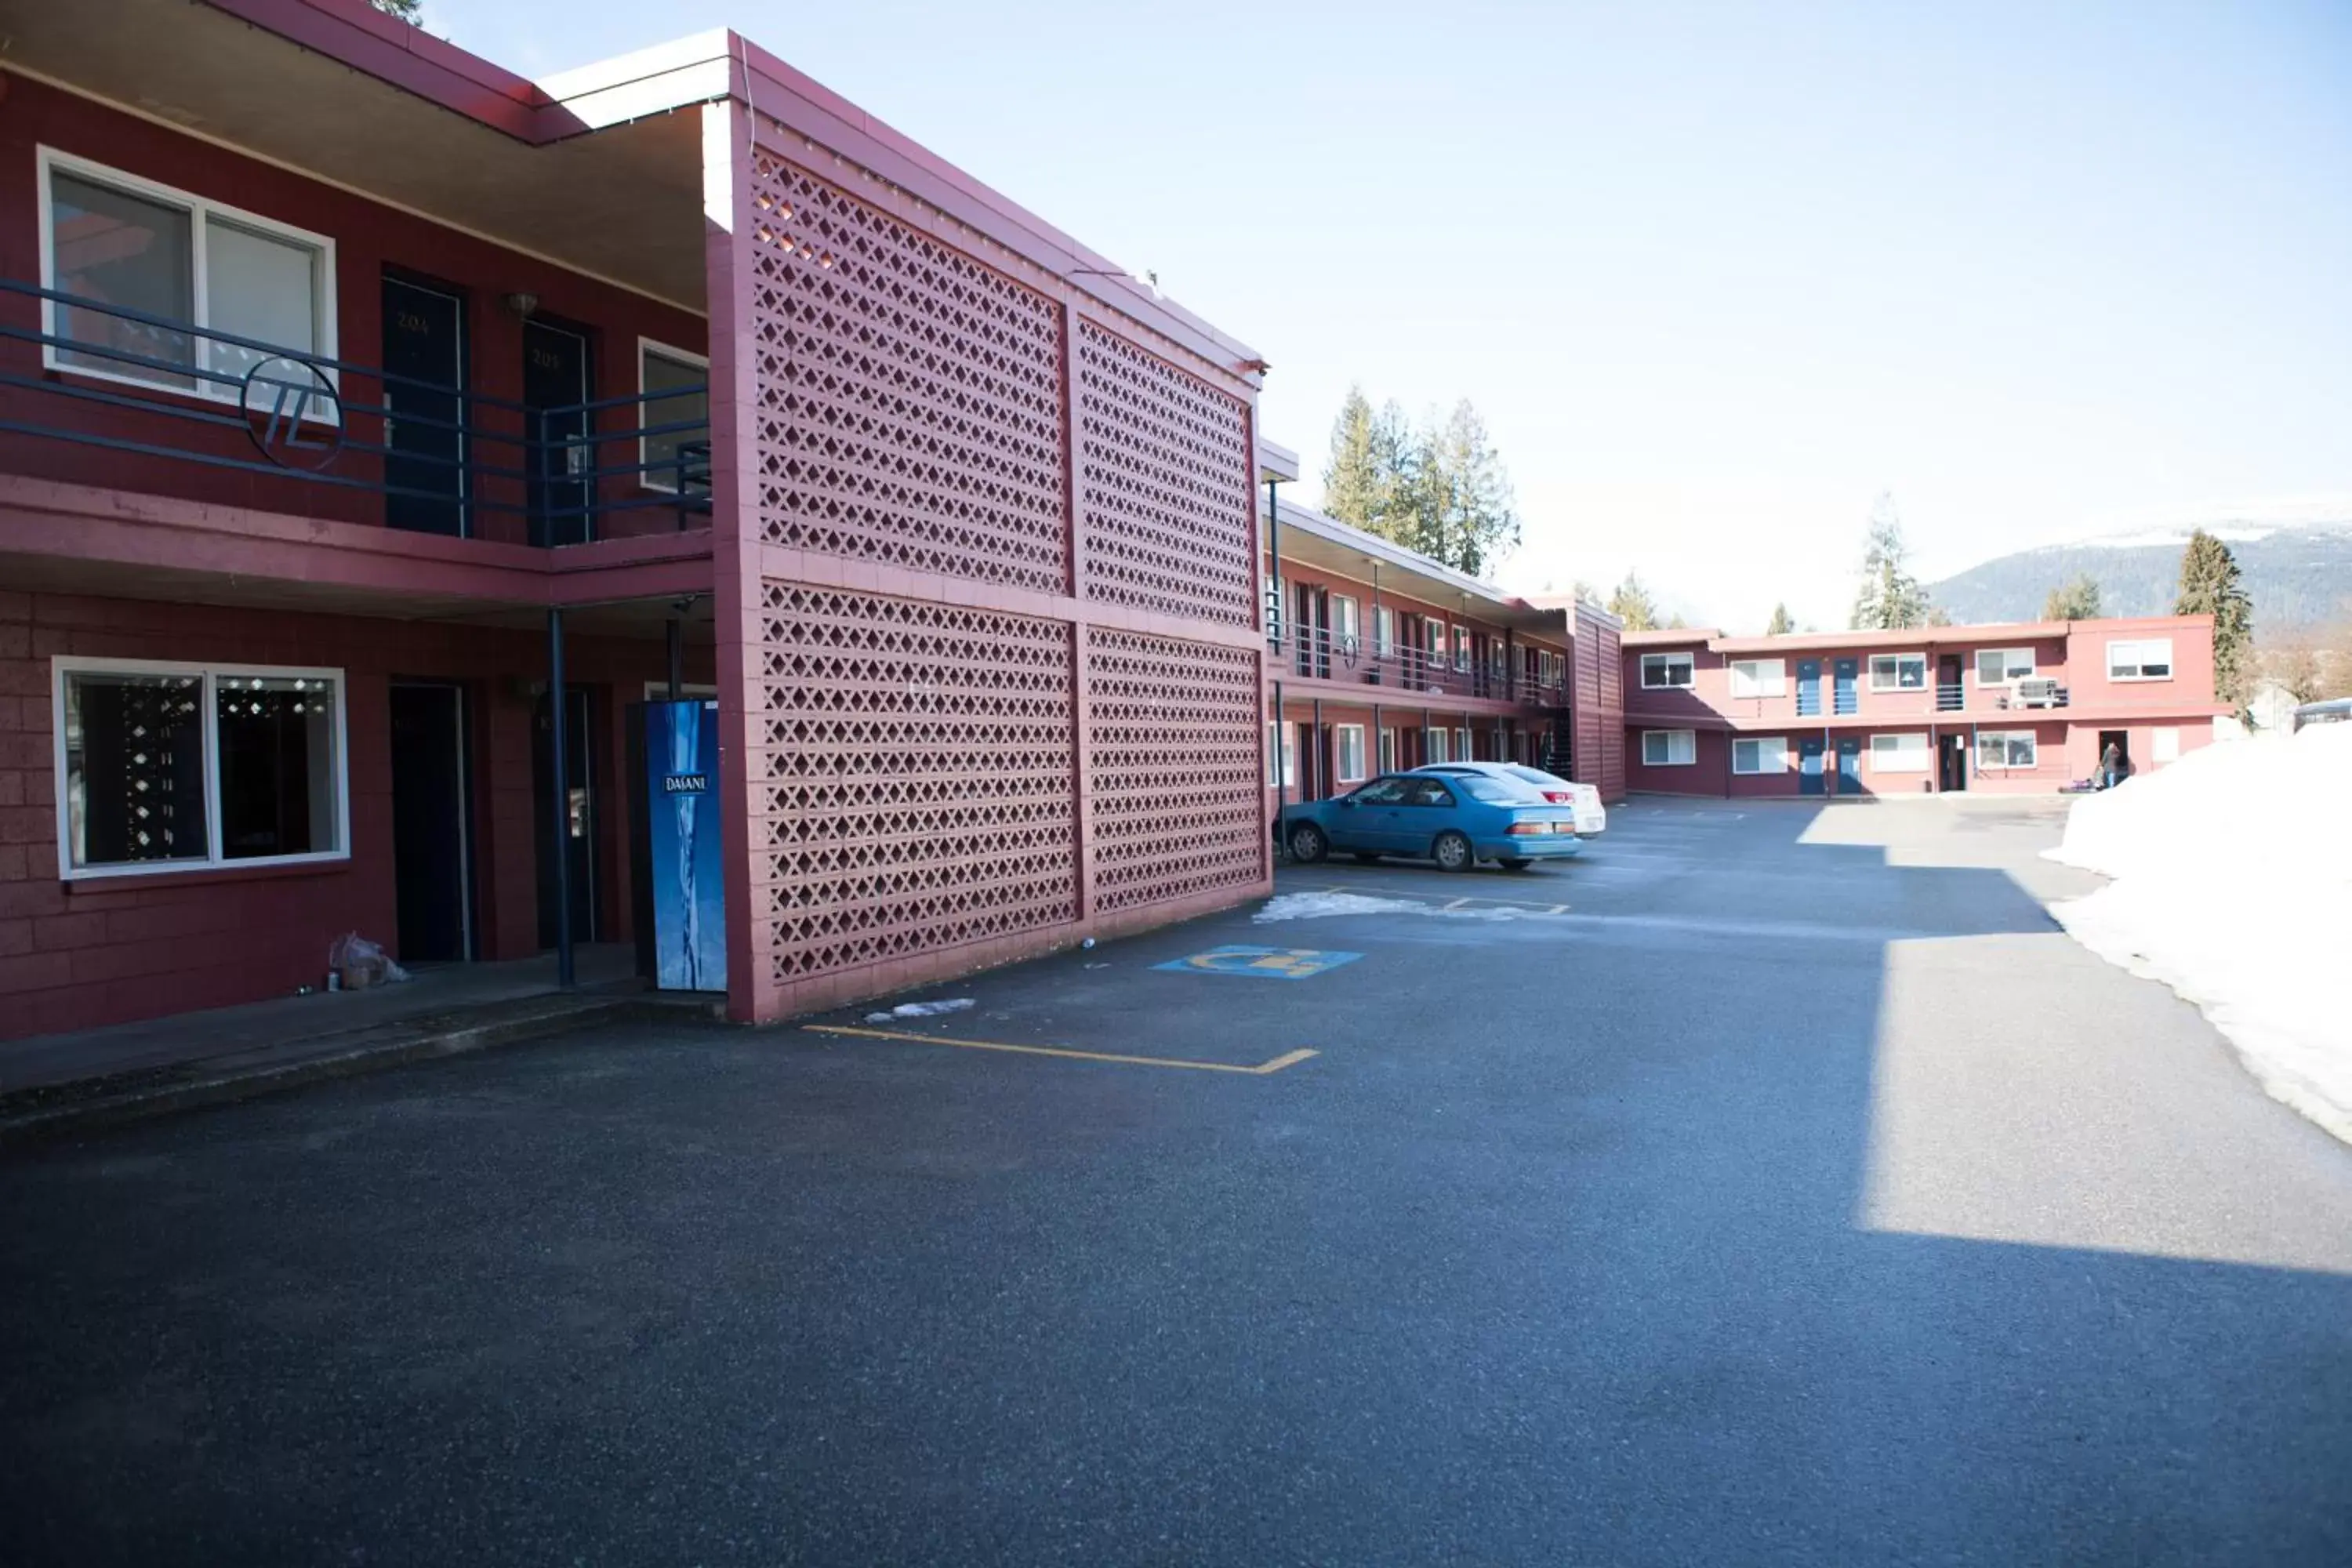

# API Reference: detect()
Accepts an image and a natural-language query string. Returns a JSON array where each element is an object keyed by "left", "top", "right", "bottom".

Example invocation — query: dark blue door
[
  {"left": 1798, "top": 736, "right": 1826, "bottom": 795},
  {"left": 1796, "top": 659, "right": 1820, "bottom": 717},
  {"left": 382, "top": 277, "right": 467, "bottom": 536},
  {"left": 524, "top": 319, "right": 593, "bottom": 546},
  {"left": 1832, "top": 658, "right": 1859, "bottom": 715},
  {"left": 1836, "top": 735, "right": 1862, "bottom": 793}
]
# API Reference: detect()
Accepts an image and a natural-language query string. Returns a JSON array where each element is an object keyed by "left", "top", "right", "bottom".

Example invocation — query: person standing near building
[{"left": 2099, "top": 739, "right": 2123, "bottom": 790}]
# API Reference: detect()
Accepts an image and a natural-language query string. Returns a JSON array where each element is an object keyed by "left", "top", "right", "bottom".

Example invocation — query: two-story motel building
[
  {"left": 0, "top": 0, "right": 1277, "bottom": 1040},
  {"left": 1621, "top": 616, "right": 2227, "bottom": 797}
]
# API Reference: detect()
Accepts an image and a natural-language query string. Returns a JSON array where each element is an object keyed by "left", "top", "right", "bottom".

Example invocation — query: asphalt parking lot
[{"left": 5, "top": 798, "right": 2350, "bottom": 1565}]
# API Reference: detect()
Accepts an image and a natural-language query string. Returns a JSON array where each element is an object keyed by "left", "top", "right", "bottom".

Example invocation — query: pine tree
[
  {"left": 1849, "top": 494, "right": 1930, "bottom": 630},
  {"left": 2042, "top": 574, "right": 2102, "bottom": 621},
  {"left": 1607, "top": 573, "right": 1657, "bottom": 631},
  {"left": 371, "top": 0, "right": 421, "bottom": 19},
  {"left": 1320, "top": 387, "right": 1382, "bottom": 529},
  {"left": 1765, "top": 603, "right": 1793, "bottom": 636},
  {"left": 1425, "top": 400, "right": 1519, "bottom": 577},
  {"left": 1571, "top": 581, "right": 1602, "bottom": 608},
  {"left": 2174, "top": 529, "right": 2252, "bottom": 709}
]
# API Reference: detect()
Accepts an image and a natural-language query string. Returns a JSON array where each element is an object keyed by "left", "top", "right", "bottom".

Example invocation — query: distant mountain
[{"left": 1926, "top": 519, "right": 2352, "bottom": 628}]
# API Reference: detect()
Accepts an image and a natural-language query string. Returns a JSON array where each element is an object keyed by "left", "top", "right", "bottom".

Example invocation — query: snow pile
[
  {"left": 2045, "top": 724, "right": 2352, "bottom": 1143},
  {"left": 1253, "top": 891, "right": 1540, "bottom": 924}
]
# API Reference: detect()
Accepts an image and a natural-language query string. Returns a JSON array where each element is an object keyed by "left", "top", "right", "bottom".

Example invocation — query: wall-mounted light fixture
[{"left": 503, "top": 291, "right": 540, "bottom": 319}]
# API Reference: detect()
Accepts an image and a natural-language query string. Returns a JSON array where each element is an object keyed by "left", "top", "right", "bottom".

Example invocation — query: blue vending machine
[{"left": 633, "top": 699, "right": 727, "bottom": 993}]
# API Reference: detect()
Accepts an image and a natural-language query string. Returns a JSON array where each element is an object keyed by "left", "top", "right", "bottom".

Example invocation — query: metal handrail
[
  {"left": 1, "top": 277, "right": 710, "bottom": 539},
  {"left": 1269, "top": 623, "right": 1565, "bottom": 704}
]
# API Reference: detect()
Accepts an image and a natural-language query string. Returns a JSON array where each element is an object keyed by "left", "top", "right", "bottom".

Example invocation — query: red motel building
[
  {"left": 1621, "top": 615, "right": 2226, "bottom": 797},
  {"left": 1258, "top": 481, "right": 1627, "bottom": 811},
  {"left": 0, "top": 0, "right": 1276, "bottom": 1039}
]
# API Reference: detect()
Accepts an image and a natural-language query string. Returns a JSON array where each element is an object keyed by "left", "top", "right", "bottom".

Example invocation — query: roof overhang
[{"left": 1272, "top": 499, "right": 1568, "bottom": 636}]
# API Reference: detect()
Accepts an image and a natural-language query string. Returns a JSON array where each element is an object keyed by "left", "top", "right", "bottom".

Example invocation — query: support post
[
  {"left": 666, "top": 615, "right": 683, "bottom": 700},
  {"left": 548, "top": 606, "right": 575, "bottom": 989},
  {"left": 1310, "top": 696, "right": 1324, "bottom": 800}
]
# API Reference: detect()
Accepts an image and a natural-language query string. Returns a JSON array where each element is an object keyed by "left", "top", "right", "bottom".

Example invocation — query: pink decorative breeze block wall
[{"left": 716, "top": 125, "right": 1269, "bottom": 1022}]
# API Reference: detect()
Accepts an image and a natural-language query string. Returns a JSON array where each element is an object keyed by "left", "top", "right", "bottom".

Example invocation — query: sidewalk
[{"left": 0, "top": 945, "right": 715, "bottom": 1144}]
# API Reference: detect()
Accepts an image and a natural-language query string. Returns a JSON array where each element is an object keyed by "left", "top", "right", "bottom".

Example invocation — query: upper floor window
[
  {"left": 1728, "top": 659, "right": 1785, "bottom": 699},
  {"left": 2107, "top": 638, "right": 2173, "bottom": 681},
  {"left": 56, "top": 658, "right": 347, "bottom": 879},
  {"left": 1975, "top": 648, "right": 2035, "bottom": 684},
  {"left": 1868, "top": 652, "right": 1927, "bottom": 691},
  {"left": 637, "top": 339, "right": 709, "bottom": 493},
  {"left": 1331, "top": 594, "right": 1360, "bottom": 651},
  {"left": 1372, "top": 605, "right": 1396, "bottom": 656},
  {"left": 1640, "top": 652, "right": 1693, "bottom": 689},
  {"left": 40, "top": 148, "right": 336, "bottom": 407}
]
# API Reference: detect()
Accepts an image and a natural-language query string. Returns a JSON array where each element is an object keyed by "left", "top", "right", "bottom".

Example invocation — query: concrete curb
[{"left": 0, "top": 994, "right": 720, "bottom": 1149}]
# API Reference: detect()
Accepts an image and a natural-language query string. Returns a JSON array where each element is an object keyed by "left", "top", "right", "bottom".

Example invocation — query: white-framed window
[
  {"left": 1731, "top": 736, "right": 1788, "bottom": 775},
  {"left": 1975, "top": 730, "right": 2038, "bottom": 770},
  {"left": 1868, "top": 732, "right": 1929, "bottom": 772},
  {"left": 1452, "top": 625, "right": 1471, "bottom": 672},
  {"left": 1330, "top": 595, "right": 1361, "bottom": 657},
  {"left": 1334, "top": 724, "right": 1367, "bottom": 782},
  {"left": 1728, "top": 659, "right": 1786, "bottom": 699},
  {"left": 53, "top": 658, "right": 348, "bottom": 879},
  {"left": 2107, "top": 638, "right": 2174, "bottom": 681},
  {"left": 1455, "top": 726, "right": 1472, "bottom": 762},
  {"left": 637, "top": 338, "right": 709, "bottom": 493},
  {"left": 1641, "top": 729, "right": 1697, "bottom": 767},
  {"left": 1974, "top": 648, "right": 2034, "bottom": 684},
  {"left": 1425, "top": 727, "right": 1450, "bottom": 764},
  {"left": 1265, "top": 720, "right": 1297, "bottom": 788},
  {"left": 38, "top": 147, "right": 337, "bottom": 413},
  {"left": 2151, "top": 726, "right": 2180, "bottom": 764},
  {"left": 1377, "top": 727, "right": 1399, "bottom": 772},
  {"left": 1372, "top": 605, "right": 1396, "bottom": 657},
  {"left": 1868, "top": 652, "right": 1928, "bottom": 691},
  {"left": 1640, "top": 652, "right": 1694, "bottom": 689}
]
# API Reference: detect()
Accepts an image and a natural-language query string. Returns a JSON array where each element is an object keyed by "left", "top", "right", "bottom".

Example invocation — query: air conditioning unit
[{"left": 2011, "top": 677, "right": 2063, "bottom": 709}]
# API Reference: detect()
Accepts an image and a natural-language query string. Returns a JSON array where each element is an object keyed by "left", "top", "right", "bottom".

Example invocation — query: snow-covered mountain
[{"left": 1926, "top": 517, "right": 2352, "bottom": 626}]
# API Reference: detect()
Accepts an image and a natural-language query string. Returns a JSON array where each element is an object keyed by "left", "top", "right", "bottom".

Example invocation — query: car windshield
[{"left": 1460, "top": 777, "right": 1537, "bottom": 804}]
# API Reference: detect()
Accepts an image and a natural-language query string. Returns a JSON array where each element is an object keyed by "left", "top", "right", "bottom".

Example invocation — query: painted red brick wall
[
  {"left": 0, "top": 77, "right": 707, "bottom": 543},
  {"left": 0, "top": 590, "right": 701, "bottom": 1040}
]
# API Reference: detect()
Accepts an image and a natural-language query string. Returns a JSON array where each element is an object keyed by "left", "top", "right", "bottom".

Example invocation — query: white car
[{"left": 1411, "top": 762, "right": 1606, "bottom": 836}]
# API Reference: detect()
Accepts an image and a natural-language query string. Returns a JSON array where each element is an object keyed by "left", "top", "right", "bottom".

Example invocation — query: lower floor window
[
  {"left": 1426, "top": 727, "right": 1450, "bottom": 764},
  {"left": 1731, "top": 736, "right": 1788, "bottom": 775},
  {"left": 1265, "top": 720, "right": 1297, "bottom": 788},
  {"left": 60, "top": 660, "right": 347, "bottom": 875},
  {"left": 1378, "top": 728, "right": 1399, "bottom": 773},
  {"left": 1976, "top": 730, "right": 2038, "bottom": 770},
  {"left": 1335, "top": 724, "right": 1367, "bottom": 782},
  {"left": 1868, "top": 732, "right": 1929, "bottom": 771},
  {"left": 1642, "top": 728, "right": 1696, "bottom": 767}
]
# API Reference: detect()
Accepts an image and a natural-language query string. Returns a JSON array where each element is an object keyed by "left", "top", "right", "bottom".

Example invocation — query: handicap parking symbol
[{"left": 1152, "top": 945, "right": 1363, "bottom": 980}]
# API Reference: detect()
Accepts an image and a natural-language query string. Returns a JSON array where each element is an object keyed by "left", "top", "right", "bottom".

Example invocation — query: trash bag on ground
[{"left": 328, "top": 931, "right": 412, "bottom": 990}]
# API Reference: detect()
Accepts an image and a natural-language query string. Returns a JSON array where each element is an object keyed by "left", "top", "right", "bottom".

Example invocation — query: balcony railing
[
  {"left": 1269, "top": 624, "right": 1565, "bottom": 706},
  {"left": 0, "top": 279, "right": 710, "bottom": 544}
]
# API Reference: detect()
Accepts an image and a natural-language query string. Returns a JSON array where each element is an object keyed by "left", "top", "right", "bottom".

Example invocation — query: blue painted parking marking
[{"left": 1153, "top": 946, "right": 1364, "bottom": 980}]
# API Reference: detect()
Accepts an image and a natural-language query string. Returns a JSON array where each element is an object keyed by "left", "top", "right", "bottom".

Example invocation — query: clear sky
[{"left": 423, "top": 0, "right": 2352, "bottom": 630}]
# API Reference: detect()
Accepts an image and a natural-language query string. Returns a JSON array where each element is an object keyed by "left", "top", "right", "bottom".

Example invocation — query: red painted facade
[
  {"left": 1621, "top": 617, "right": 2224, "bottom": 798},
  {"left": 1, "top": 0, "right": 1283, "bottom": 1040}
]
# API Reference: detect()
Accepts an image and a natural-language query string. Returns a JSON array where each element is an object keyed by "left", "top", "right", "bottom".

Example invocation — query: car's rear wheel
[
  {"left": 1499, "top": 857, "right": 1532, "bottom": 871},
  {"left": 1432, "top": 830, "right": 1474, "bottom": 873},
  {"left": 1287, "top": 822, "right": 1329, "bottom": 864}
]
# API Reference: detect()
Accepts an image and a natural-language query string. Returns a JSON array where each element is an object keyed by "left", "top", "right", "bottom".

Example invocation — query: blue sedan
[{"left": 1278, "top": 773, "right": 1581, "bottom": 873}]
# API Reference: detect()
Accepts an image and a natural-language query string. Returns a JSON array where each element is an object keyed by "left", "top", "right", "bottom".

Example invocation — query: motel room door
[
  {"left": 1798, "top": 737, "right": 1826, "bottom": 795},
  {"left": 1939, "top": 732, "right": 1969, "bottom": 792},
  {"left": 524, "top": 319, "right": 593, "bottom": 546},
  {"left": 381, "top": 275, "right": 469, "bottom": 536},
  {"left": 1835, "top": 735, "right": 1863, "bottom": 794},
  {"left": 534, "top": 687, "right": 601, "bottom": 947},
  {"left": 390, "top": 681, "right": 474, "bottom": 961}
]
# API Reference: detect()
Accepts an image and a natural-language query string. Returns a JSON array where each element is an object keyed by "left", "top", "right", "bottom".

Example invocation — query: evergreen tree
[
  {"left": 1571, "top": 581, "right": 1602, "bottom": 608},
  {"left": 371, "top": 0, "right": 422, "bottom": 19},
  {"left": 1607, "top": 573, "right": 1658, "bottom": 631},
  {"left": 1423, "top": 399, "right": 1519, "bottom": 577},
  {"left": 1848, "top": 494, "right": 1930, "bottom": 630},
  {"left": 1926, "top": 604, "right": 1953, "bottom": 626},
  {"left": 1765, "top": 603, "right": 1794, "bottom": 636},
  {"left": 2042, "top": 574, "right": 2102, "bottom": 621},
  {"left": 2174, "top": 528, "right": 2253, "bottom": 709},
  {"left": 1319, "top": 387, "right": 1382, "bottom": 529}
]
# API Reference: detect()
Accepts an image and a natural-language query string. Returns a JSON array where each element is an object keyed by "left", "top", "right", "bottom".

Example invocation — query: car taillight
[
  {"left": 1505, "top": 822, "right": 1551, "bottom": 836},
  {"left": 1544, "top": 790, "right": 1570, "bottom": 802}
]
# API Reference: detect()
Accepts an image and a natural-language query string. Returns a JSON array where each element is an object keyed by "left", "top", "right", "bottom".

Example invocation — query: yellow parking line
[{"left": 804, "top": 1024, "right": 1318, "bottom": 1076}]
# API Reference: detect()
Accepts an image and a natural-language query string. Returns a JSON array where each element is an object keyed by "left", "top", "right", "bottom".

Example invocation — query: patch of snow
[
  {"left": 1252, "top": 891, "right": 1537, "bottom": 924},
  {"left": 2044, "top": 725, "right": 2352, "bottom": 1144},
  {"left": 863, "top": 997, "right": 975, "bottom": 1022}
]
